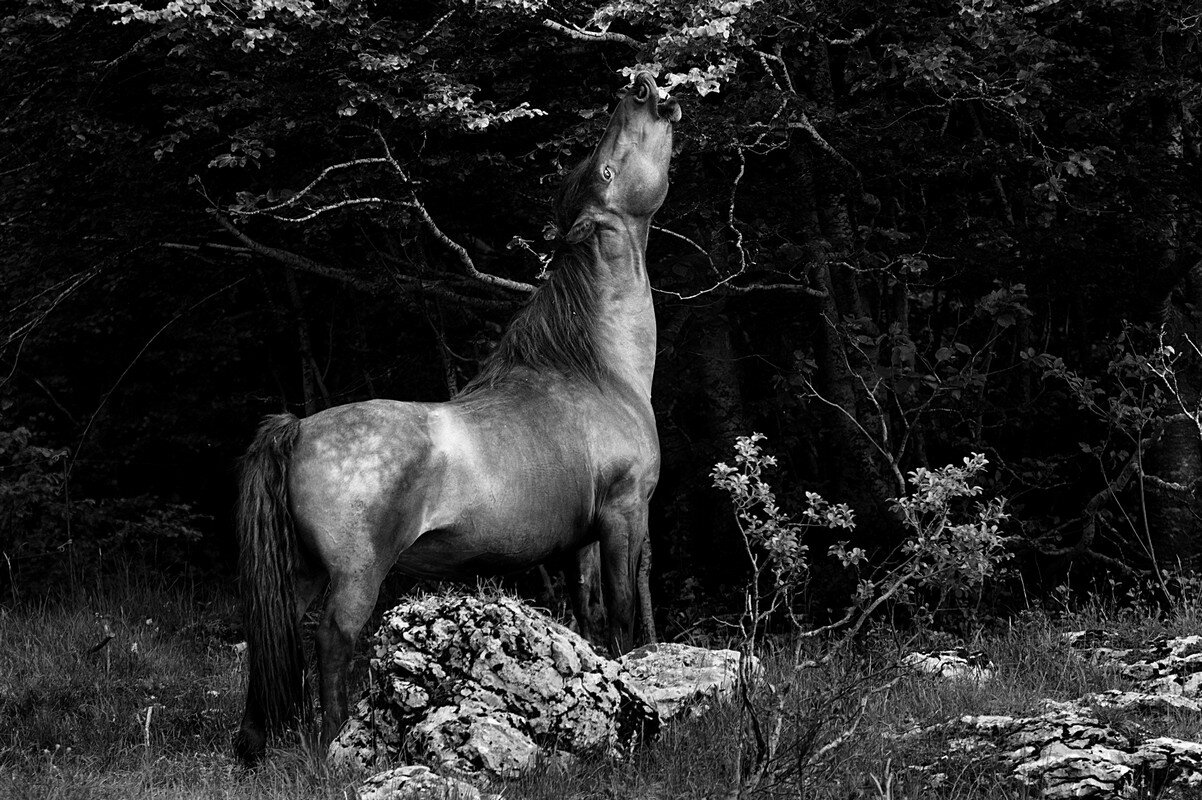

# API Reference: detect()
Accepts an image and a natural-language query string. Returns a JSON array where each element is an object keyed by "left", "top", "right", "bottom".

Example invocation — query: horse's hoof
[{"left": 233, "top": 728, "right": 266, "bottom": 768}]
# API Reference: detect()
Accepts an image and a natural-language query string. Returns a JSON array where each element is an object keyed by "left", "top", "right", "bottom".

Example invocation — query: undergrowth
[{"left": 3, "top": 575, "right": 1200, "bottom": 799}]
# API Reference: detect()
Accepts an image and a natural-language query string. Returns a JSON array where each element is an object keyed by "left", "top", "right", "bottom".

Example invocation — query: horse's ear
[{"left": 563, "top": 213, "right": 597, "bottom": 244}]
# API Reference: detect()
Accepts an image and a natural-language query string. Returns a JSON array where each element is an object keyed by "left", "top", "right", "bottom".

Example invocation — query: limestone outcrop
[
  {"left": 329, "top": 593, "right": 659, "bottom": 779},
  {"left": 903, "top": 631, "right": 1202, "bottom": 797},
  {"left": 618, "top": 642, "right": 750, "bottom": 721},
  {"left": 907, "top": 704, "right": 1202, "bottom": 799},
  {"left": 356, "top": 765, "right": 499, "bottom": 800},
  {"left": 901, "top": 647, "right": 995, "bottom": 682}
]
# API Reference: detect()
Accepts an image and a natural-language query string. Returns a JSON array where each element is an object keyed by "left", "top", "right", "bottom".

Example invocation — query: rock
[
  {"left": 329, "top": 593, "right": 659, "bottom": 779},
  {"left": 1063, "top": 629, "right": 1133, "bottom": 650},
  {"left": 907, "top": 707, "right": 1202, "bottom": 798},
  {"left": 617, "top": 643, "right": 751, "bottom": 721},
  {"left": 902, "top": 648, "right": 995, "bottom": 683},
  {"left": 357, "top": 765, "right": 498, "bottom": 800},
  {"left": 1066, "top": 632, "right": 1202, "bottom": 697},
  {"left": 1078, "top": 690, "right": 1202, "bottom": 714}
]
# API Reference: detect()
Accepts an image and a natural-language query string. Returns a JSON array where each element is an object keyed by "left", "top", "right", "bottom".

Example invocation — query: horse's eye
[{"left": 602, "top": 165, "right": 613, "bottom": 181}]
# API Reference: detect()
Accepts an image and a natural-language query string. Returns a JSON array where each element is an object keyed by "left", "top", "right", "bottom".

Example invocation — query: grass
[{"left": 3, "top": 579, "right": 1201, "bottom": 799}]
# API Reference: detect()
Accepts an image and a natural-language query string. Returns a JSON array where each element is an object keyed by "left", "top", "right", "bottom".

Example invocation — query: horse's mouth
[
  {"left": 657, "top": 96, "right": 682, "bottom": 123},
  {"left": 631, "top": 72, "right": 682, "bottom": 123}
]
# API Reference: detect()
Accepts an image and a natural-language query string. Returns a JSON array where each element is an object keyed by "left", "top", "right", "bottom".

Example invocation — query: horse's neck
[{"left": 590, "top": 221, "right": 657, "bottom": 399}]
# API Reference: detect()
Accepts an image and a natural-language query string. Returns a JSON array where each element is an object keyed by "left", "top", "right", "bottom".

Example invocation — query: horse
[{"left": 233, "top": 71, "right": 681, "bottom": 764}]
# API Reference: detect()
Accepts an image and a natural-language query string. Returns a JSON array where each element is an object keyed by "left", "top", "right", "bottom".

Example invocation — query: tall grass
[
  {"left": 2, "top": 577, "right": 1200, "bottom": 799},
  {"left": 0, "top": 575, "right": 349, "bottom": 799}
]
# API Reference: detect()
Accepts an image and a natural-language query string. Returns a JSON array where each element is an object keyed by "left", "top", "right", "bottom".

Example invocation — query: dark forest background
[{"left": 2, "top": 0, "right": 1200, "bottom": 629}]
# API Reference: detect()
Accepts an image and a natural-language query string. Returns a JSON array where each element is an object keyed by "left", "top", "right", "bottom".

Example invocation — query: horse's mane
[{"left": 459, "top": 159, "right": 608, "bottom": 394}]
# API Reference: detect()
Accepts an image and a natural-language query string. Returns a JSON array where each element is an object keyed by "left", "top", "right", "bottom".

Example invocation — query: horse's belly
[{"left": 396, "top": 512, "right": 586, "bottom": 579}]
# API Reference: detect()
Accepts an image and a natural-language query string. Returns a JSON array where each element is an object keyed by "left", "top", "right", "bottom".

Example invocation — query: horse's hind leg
[{"left": 315, "top": 568, "right": 385, "bottom": 747}]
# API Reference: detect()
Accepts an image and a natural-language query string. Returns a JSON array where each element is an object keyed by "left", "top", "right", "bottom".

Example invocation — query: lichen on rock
[
  {"left": 328, "top": 593, "right": 659, "bottom": 779},
  {"left": 618, "top": 642, "right": 751, "bottom": 721},
  {"left": 908, "top": 708, "right": 1202, "bottom": 798},
  {"left": 1065, "top": 631, "right": 1202, "bottom": 696},
  {"left": 356, "top": 764, "right": 500, "bottom": 800},
  {"left": 901, "top": 648, "right": 995, "bottom": 683}
]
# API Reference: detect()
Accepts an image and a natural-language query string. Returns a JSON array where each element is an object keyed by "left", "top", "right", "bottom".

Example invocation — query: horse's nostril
[{"left": 634, "top": 83, "right": 650, "bottom": 102}]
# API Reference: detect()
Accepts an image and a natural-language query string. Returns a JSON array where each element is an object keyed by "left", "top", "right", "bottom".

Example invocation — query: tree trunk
[
  {"left": 1138, "top": 15, "right": 1199, "bottom": 568},
  {"left": 282, "top": 268, "right": 330, "bottom": 416},
  {"left": 791, "top": 136, "right": 900, "bottom": 531},
  {"left": 1147, "top": 262, "right": 1202, "bottom": 568}
]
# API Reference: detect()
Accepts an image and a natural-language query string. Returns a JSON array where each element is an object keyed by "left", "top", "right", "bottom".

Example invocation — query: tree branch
[
  {"left": 541, "top": 19, "right": 640, "bottom": 46},
  {"left": 246, "top": 157, "right": 393, "bottom": 216},
  {"left": 384, "top": 269, "right": 516, "bottom": 310},
  {"left": 263, "top": 197, "right": 404, "bottom": 224},
  {"left": 219, "top": 215, "right": 516, "bottom": 312},
  {"left": 216, "top": 215, "right": 382, "bottom": 292},
  {"left": 721, "top": 281, "right": 827, "bottom": 297},
  {"left": 754, "top": 49, "right": 795, "bottom": 95},
  {"left": 161, "top": 241, "right": 252, "bottom": 258},
  {"left": 371, "top": 130, "right": 536, "bottom": 295},
  {"left": 401, "top": 195, "right": 535, "bottom": 294},
  {"left": 827, "top": 25, "right": 879, "bottom": 47},
  {"left": 785, "top": 119, "right": 860, "bottom": 179}
]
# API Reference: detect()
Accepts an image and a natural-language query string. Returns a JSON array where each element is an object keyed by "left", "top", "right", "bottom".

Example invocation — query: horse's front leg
[
  {"left": 565, "top": 542, "right": 605, "bottom": 647},
  {"left": 315, "top": 570, "right": 385, "bottom": 747},
  {"left": 596, "top": 501, "right": 649, "bottom": 655}
]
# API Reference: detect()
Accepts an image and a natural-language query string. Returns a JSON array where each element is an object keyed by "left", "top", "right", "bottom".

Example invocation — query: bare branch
[
  {"left": 798, "top": 354, "right": 904, "bottom": 493},
  {"left": 32, "top": 376, "right": 80, "bottom": 426},
  {"left": 653, "top": 279, "right": 826, "bottom": 301},
  {"left": 785, "top": 119, "right": 860, "bottom": 178},
  {"left": 809, "top": 677, "right": 900, "bottom": 764},
  {"left": 161, "top": 241, "right": 252, "bottom": 258},
  {"left": 541, "top": 19, "right": 640, "bottom": 46},
  {"left": 827, "top": 24, "right": 879, "bottom": 47},
  {"left": 264, "top": 197, "right": 404, "bottom": 224},
  {"left": 414, "top": 7, "right": 457, "bottom": 46},
  {"left": 371, "top": 130, "right": 536, "bottom": 294},
  {"left": 651, "top": 224, "right": 715, "bottom": 268},
  {"left": 217, "top": 130, "right": 535, "bottom": 295},
  {"left": 839, "top": 322, "right": 907, "bottom": 494},
  {"left": 754, "top": 49, "right": 795, "bottom": 95},
  {"left": 1033, "top": 433, "right": 1164, "bottom": 573},
  {"left": 403, "top": 196, "right": 535, "bottom": 294},
  {"left": 650, "top": 158, "right": 826, "bottom": 301},
  {"left": 722, "top": 281, "right": 827, "bottom": 297},
  {"left": 216, "top": 215, "right": 382, "bottom": 292},
  {"left": 748, "top": 50, "right": 857, "bottom": 179},
  {"left": 384, "top": 270, "right": 515, "bottom": 311},
  {"left": 244, "top": 157, "right": 393, "bottom": 215},
  {"left": 728, "top": 149, "right": 748, "bottom": 275},
  {"left": 2, "top": 258, "right": 111, "bottom": 387}
]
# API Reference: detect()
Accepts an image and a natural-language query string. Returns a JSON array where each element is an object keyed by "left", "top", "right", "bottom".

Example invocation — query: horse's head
[{"left": 560, "top": 72, "right": 681, "bottom": 243}]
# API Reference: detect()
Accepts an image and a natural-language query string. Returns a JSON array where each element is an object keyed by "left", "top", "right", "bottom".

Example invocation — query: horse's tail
[{"left": 233, "top": 412, "right": 306, "bottom": 765}]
